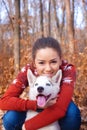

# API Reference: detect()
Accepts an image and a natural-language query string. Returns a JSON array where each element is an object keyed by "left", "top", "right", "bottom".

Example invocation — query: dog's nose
[{"left": 37, "top": 87, "right": 44, "bottom": 93}]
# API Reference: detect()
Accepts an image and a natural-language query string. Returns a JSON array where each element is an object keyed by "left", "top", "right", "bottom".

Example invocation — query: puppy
[{"left": 22, "top": 69, "right": 62, "bottom": 130}]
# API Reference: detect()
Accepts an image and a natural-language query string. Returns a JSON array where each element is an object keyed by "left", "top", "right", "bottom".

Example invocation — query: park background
[{"left": 0, "top": 0, "right": 87, "bottom": 129}]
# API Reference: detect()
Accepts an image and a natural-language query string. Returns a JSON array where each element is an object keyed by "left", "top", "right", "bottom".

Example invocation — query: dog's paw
[{"left": 22, "top": 124, "right": 26, "bottom": 130}]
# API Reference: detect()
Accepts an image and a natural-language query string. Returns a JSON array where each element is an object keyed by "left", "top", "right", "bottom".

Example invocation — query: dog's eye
[
  {"left": 46, "top": 83, "right": 50, "bottom": 86},
  {"left": 35, "top": 83, "right": 38, "bottom": 86}
]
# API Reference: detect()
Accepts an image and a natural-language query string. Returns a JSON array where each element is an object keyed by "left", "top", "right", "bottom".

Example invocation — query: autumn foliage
[
  {"left": 0, "top": 39, "right": 87, "bottom": 107},
  {"left": 0, "top": 38, "right": 87, "bottom": 130}
]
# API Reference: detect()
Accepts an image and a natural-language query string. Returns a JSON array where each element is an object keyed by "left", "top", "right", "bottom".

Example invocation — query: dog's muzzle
[{"left": 37, "top": 86, "right": 44, "bottom": 93}]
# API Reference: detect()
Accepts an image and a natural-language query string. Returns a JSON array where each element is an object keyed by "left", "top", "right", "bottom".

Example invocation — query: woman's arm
[
  {"left": 0, "top": 64, "right": 37, "bottom": 111},
  {"left": 24, "top": 62, "right": 76, "bottom": 130}
]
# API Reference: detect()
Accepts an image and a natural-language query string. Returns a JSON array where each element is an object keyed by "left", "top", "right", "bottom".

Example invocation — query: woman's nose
[{"left": 45, "top": 64, "right": 51, "bottom": 71}]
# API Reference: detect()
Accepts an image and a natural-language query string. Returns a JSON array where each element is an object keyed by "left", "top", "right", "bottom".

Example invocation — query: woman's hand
[
  {"left": 22, "top": 124, "right": 25, "bottom": 130},
  {"left": 45, "top": 97, "right": 57, "bottom": 108}
]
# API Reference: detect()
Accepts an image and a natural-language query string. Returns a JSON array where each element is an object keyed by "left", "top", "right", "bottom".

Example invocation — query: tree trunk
[
  {"left": 52, "top": 0, "right": 60, "bottom": 42},
  {"left": 13, "top": 0, "right": 20, "bottom": 74},
  {"left": 82, "top": 0, "right": 87, "bottom": 45},
  {"left": 65, "top": 0, "right": 74, "bottom": 53},
  {"left": 23, "top": 0, "right": 28, "bottom": 39},
  {"left": 40, "top": 0, "right": 44, "bottom": 37},
  {"left": 48, "top": 0, "right": 51, "bottom": 36}
]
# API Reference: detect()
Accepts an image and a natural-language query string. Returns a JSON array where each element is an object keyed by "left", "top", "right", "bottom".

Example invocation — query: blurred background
[{"left": 0, "top": 0, "right": 87, "bottom": 129}]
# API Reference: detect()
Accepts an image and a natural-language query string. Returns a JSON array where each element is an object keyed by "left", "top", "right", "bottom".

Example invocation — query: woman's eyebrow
[
  {"left": 37, "top": 59, "right": 45, "bottom": 61},
  {"left": 50, "top": 58, "right": 58, "bottom": 61},
  {"left": 36, "top": 58, "right": 58, "bottom": 61}
]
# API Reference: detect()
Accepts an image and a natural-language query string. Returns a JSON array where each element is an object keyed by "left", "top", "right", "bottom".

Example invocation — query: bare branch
[{"left": 2, "top": 0, "right": 14, "bottom": 30}]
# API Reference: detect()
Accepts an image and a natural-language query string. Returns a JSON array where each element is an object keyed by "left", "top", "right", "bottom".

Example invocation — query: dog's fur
[{"left": 22, "top": 69, "right": 62, "bottom": 130}]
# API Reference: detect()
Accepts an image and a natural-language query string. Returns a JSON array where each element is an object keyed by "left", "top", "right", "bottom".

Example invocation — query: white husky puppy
[{"left": 22, "top": 69, "right": 62, "bottom": 130}]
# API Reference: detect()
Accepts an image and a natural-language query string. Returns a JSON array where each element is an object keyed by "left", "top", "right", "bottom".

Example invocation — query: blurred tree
[
  {"left": 82, "top": 0, "right": 87, "bottom": 46},
  {"left": 52, "top": 0, "right": 60, "bottom": 41},
  {"left": 65, "top": 0, "right": 74, "bottom": 53},
  {"left": 23, "top": 0, "right": 29, "bottom": 39},
  {"left": 0, "top": 0, "right": 87, "bottom": 73},
  {"left": 13, "top": 0, "right": 20, "bottom": 74},
  {"left": 40, "top": 0, "right": 44, "bottom": 37},
  {"left": 48, "top": 0, "right": 51, "bottom": 36}
]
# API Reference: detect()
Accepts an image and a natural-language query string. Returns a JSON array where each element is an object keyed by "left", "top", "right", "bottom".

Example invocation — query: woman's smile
[{"left": 41, "top": 72, "right": 54, "bottom": 78}]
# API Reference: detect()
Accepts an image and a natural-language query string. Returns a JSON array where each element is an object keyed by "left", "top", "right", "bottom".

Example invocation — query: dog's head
[{"left": 27, "top": 69, "right": 62, "bottom": 107}]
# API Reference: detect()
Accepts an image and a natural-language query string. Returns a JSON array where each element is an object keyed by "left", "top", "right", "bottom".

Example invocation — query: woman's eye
[
  {"left": 38, "top": 62, "right": 44, "bottom": 64},
  {"left": 51, "top": 61, "right": 57, "bottom": 63}
]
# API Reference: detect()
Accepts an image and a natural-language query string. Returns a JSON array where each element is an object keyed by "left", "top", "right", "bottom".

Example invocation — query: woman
[{"left": 0, "top": 37, "right": 81, "bottom": 130}]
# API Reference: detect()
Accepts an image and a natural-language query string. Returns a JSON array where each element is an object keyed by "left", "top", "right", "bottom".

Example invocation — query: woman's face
[{"left": 34, "top": 47, "right": 61, "bottom": 77}]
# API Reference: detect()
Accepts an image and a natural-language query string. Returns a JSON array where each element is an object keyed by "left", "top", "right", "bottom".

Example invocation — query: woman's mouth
[{"left": 42, "top": 73, "right": 54, "bottom": 77}]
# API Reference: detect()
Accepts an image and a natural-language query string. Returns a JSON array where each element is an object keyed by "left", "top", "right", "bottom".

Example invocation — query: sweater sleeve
[
  {"left": 24, "top": 62, "right": 76, "bottom": 130},
  {"left": 0, "top": 64, "right": 37, "bottom": 111}
]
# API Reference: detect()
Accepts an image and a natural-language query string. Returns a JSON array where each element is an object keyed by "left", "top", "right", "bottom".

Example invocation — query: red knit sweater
[{"left": 0, "top": 60, "right": 76, "bottom": 130}]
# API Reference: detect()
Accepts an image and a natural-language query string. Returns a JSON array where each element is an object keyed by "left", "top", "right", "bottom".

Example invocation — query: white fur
[{"left": 22, "top": 69, "right": 62, "bottom": 130}]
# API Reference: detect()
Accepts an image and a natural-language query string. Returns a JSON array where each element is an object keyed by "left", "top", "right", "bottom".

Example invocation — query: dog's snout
[{"left": 37, "top": 87, "right": 44, "bottom": 93}]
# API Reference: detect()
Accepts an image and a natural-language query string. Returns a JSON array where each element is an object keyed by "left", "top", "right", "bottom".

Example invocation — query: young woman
[{"left": 0, "top": 37, "right": 81, "bottom": 130}]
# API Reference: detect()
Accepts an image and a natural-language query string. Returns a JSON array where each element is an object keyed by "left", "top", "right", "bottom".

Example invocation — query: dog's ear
[
  {"left": 52, "top": 69, "right": 62, "bottom": 86},
  {"left": 27, "top": 69, "right": 36, "bottom": 87}
]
